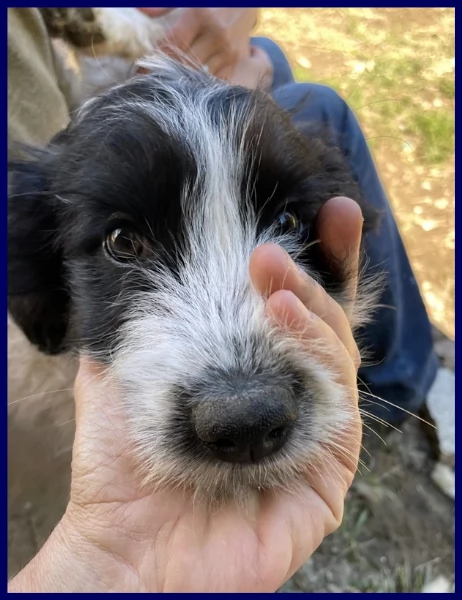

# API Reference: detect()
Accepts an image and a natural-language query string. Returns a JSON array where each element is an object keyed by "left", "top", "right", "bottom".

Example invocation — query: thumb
[
  {"left": 136, "top": 7, "right": 175, "bottom": 18},
  {"left": 160, "top": 10, "right": 200, "bottom": 54},
  {"left": 315, "top": 196, "right": 363, "bottom": 314},
  {"left": 72, "top": 356, "right": 131, "bottom": 475},
  {"left": 73, "top": 356, "right": 114, "bottom": 425}
]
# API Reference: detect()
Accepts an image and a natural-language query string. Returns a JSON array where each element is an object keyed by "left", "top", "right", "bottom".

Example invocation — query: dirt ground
[
  {"left": 8, "top": 8, "right": 454, "bottom": 592},
  {"left": 256, "top": 8, "right": 454, "bottom": 341},
  {"left": 256, "top": 8, "right": 455, "bottom": 592}
]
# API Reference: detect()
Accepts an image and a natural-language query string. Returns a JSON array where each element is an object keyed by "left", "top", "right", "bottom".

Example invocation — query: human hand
[
  {"left": 9, "top": 197, "right": 363, "bottom": 593},
  {"left": 227, "top": 45, "right": 273, "bottom": 91},
  {"left": 136, "top": 8, "right": 176, "bottom": 19},
  {"left": 139, "top": 8, "right": 258, "bottom": 81}
]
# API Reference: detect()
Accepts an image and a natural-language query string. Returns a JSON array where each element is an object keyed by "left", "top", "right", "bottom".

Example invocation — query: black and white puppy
[
  {"left": 8, "top": 55, "right": 380, "bottom": 503},
  {"left": 40, "top": 7, "right": 180, "bottom": 59}
]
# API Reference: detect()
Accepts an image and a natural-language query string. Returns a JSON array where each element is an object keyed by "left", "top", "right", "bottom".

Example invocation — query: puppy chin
[{"left": 106, "top": 350, "right": 357, "bottom": 506}]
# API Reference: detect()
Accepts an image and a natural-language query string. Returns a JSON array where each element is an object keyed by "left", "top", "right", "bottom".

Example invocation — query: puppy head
[{"left": 9, "top": 56, "right": 379, "bottom": 502}]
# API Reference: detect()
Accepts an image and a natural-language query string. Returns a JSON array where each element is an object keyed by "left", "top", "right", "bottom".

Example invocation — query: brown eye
[
  {"left": 276, "top": 211, "right": 310, "bottom": 241},
  {"left": 104, "top": 227, "right": 146, "bottom": 262},
  {"left": 276, "top": 212, "right": 299, "bottom": 233}
]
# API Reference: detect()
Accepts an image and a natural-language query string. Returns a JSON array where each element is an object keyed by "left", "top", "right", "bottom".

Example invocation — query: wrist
[{"left": 8, "top": 512, "right": 127, "bottom": 592}]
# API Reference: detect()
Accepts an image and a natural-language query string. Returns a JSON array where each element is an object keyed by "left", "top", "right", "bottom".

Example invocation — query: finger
[
  {"left": 73, "top": 356, "right": 131, "bottom": 463},
  {"left": 161, "top": 9, "right": 201, "bottom": 54},
  {"left": 266, "top": 290, "right": 362, "bottom": 474},
  {"left": 136, "top": 7, "right": 176, "bottom": 18},
  {"left": 189, "top": 34, "right": 246, "bottom": 76},
  {"left": 262, "top": 466, "right": 358, "bottom": 585},
  {"left": 259, "top": 485, "right": 338, "bottom": 589},
  {"left": 315, "top": 196, "right": 363, "bottom": 313},
  {"left": 232, "top": 45, "right": 273, "bottom": 89},
  {"left": 266, "top": 290, "right": 362, "bottom": 476},
  {"left": 206, "top": 52, "right": 236, "bottom": 78},
  {"left": 215, "top": 46, "right": 254, "bottom": 81},
  {"left": 249, "top": 244, "right": 359, "bottom": 364},
  {"left": 214, "top": 63, "right": 234, "bottom": 81},
  {"left": 205, "top": 41, "right": 248, "bottom": 77},
  {"left": 74, "top": 356, "right": 112, "bottom": 423},
  {"left": 187, "top": 34, "right": 222, "bottom": 70},
  {"left": 266, "top": 289, "right": 360, "bottom": 379}
]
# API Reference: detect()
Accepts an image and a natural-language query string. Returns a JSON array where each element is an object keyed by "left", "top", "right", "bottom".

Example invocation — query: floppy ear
[{"left": 8, "top": 150, "right": 70, "bottom": 355}]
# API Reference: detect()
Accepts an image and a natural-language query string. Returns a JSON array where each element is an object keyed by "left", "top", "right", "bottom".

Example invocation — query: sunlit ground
[{"left": 256, "top": 7, "right": 454, "bottom": 339}]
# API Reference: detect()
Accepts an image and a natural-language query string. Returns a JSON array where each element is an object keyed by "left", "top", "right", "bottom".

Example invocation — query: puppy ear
[{"left": 8, "top": 148, "right": 70, "bottom": 355}]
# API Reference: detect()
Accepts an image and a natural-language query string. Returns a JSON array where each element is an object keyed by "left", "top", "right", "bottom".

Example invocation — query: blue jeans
[{"left": 252, "top": 37, "right": 439, "bottom": 424}]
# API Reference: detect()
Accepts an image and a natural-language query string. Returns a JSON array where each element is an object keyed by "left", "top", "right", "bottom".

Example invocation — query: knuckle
[
  {"left": 325, "top": 293, "right": 343, "bottom": 322},
  {"left": 352, "top": 346, "right": 361, "bottom": 370},
  {"left": 203, "top": 10, "right": 221, "bottom": 31},
  {"left": 228, "top": 47, "right": 240, "bottom": 64},
  {"left": 217, "top": 26, "right": 232, "bottom": 46},
  {"left": 310, "top": 276, "right": 324, "bottom": 299},
  {"left": 196, "top": 7, "right": 209, "bottom": 21}
]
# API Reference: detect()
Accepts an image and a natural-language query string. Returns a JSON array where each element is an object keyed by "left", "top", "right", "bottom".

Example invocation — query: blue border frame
[{"left": 5, "top": 4, "right": 456, "bottom": 596}]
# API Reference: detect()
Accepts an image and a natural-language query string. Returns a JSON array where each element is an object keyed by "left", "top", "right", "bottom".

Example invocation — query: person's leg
[
  {"left": 272, "top": 82, "right": 439, "bottom": 424},
  {"left": 250, "top": 36, "right": 295, "bottom": 92},
  {"left": 8, "top": 8, "right": 72, "bottom": 154},
  {"left": 8, "top": 8, "right": 78, "bottom": 577}
]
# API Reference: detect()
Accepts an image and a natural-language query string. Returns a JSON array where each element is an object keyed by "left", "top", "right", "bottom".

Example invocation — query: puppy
[
  {"left": 39, "top": 8, "right": 181, "bottom": 112},
  {"left": 40, "top": 8, "right": 181, "bottom": 60},
  {"left": 8, "top": 54, "right": 380, "bottom": 503}
]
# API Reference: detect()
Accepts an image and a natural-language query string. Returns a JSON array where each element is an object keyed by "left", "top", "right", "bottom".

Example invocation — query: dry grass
[
  {"left": 257, "top": 10, "right": 455, "bottom": 593},
  {"left": 256, "top": 8, "right": 454, "bottom": 338}
]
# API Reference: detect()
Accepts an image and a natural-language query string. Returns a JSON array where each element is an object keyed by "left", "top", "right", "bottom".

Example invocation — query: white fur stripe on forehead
[
  {"left": 136, "top": 52, "right": 217, "bottom": 86},
  {"left": 136, "top": 54, "right": 262, "bottom": 254},
  {"left": 180, "top": 96, "right": 255, "bottom": 262}
]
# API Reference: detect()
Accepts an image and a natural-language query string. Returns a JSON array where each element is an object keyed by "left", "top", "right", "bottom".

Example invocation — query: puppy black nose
[{"left": 192, "top": 389, "right": 298, "bottom": 463}]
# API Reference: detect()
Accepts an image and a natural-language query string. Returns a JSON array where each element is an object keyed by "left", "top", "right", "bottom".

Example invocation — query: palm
[
  {"left": 66, "top": 197, "right": 362, "bottom": 592},
  {"left": 71, "top": 464, "right": 343, "bottom": 592},
  {"left": 69, "top": 372, "right": 352, "bottom": 592}
]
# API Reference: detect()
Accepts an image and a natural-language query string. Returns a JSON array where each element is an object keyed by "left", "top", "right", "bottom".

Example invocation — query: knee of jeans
[
  {"left": 251, "top": 36, "right": 286, "bottom": 59},
  {"left": 298, "top": 83, "right": 348, "bottom": 118},
  {"left": 275, "top": 82, "right": 348, "bottom": 125},
  {"left": 250, "top": 36, "right": 294, "bottom": 88}
]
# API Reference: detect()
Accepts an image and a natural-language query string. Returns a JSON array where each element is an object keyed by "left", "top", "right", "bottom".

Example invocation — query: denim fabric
[{"left": 251, "top": 37, "right": 438, "bottom": 423}]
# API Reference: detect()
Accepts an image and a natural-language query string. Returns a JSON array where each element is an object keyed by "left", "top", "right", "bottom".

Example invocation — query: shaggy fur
[
  {"left": 40, "top": 8, "right": 180, "bottom": 59},
  {"left": 9, "top": 54, "right": 381, "bottom": 503}
]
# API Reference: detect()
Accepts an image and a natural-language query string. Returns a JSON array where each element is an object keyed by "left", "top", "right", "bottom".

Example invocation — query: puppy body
[
  {"left": 41, "top": 8, "right": 182, "bottom": 113},
  {"left": 9, "top": 55, "right": 380, "bottom": 503},
  {"left": 40, "top": 8, "right": 181, "bottom": 59}
]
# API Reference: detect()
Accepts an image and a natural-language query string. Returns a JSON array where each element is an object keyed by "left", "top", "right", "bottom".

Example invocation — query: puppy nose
[{"left": 192, "top": 390, "right": 298, "bottom": 463}]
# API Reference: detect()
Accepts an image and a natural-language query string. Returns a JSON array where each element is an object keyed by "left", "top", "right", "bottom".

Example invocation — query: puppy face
[{"left": 9, "top": 57, "right": 379, "bottom": 502}]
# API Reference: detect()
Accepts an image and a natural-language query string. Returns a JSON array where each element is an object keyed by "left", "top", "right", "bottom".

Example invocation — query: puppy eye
[
  {"left": 276, "top": 211, "right": 310, "bottom": 241},
  {"left": 276, "top": 212, "right": 299, "bottom": 232},
  {"left": 104, "top": 227, "right": 146, "bottom": 262}
]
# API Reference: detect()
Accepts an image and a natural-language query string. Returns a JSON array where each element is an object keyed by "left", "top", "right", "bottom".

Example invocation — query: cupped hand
[
  {"left": 10, "top": 197, "right": 364, "bottom": 593},
  {"left": 227, "top": 45, "right": 273, "bottom": 91},
  {"left": 137, "top": 8, "right": 270, "bottom": 90},
  {"left": 143, "top": 8, "right": 258, "bottom": 81}
]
